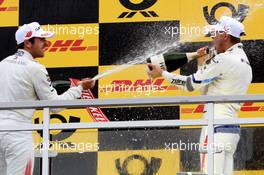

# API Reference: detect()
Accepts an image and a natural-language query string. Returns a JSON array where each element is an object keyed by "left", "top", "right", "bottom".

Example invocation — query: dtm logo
[
  {"left": 45, "top": 39, "right": 97, "bottom": 52},
  {"left": 118, "top": 0, "right": 158, "bottom": 18},
  {"left": 203, "top": 2, "right": 249, "bottom": 24},
  {"left": 116, "top": 154, "right": 162, "bottom": 175},
  {"left": 0, "top": 0, "right": 17, "bottom": 12}
]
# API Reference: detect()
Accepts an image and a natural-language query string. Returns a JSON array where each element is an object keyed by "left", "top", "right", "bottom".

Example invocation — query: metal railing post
[
  {"left": 0, "top": 96, "right": 263, "bottom": 174},
  {"left": 206, "top": 103, "right": 214, "bottom": 175},
  {"left": 42, "top": 108, "right": 50, "bottom": 175}
]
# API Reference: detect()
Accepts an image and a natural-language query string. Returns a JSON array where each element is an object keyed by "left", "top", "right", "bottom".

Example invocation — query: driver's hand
[
  {"left": 196, "top": 46, "right": 209, "bottom": 66},
  {"left": 147, "top": 63, "right": 163, "bottom": 79},
  {"left": 78, "top": 78, "right": 95, "bottom": 90}
]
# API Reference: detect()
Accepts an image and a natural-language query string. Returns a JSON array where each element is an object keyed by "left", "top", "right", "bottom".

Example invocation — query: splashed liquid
[
  {"left": 93, "top": 0, "right": 264, "bottom": 81},
  {"left": 92, "top": 42, "right": 182, "bottom": 81}
]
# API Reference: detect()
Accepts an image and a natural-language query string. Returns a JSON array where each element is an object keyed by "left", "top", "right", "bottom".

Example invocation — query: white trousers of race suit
[
  {"left": 0, "top": 130, "right": 34, "bottom": 175},
  {"left": 199, "top": 126, "right": 240, "bottom": 175}
]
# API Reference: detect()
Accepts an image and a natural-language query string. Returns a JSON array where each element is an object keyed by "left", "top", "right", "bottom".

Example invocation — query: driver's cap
[
  {"left": 15, "top": 22, "right": 54, "bottom": 45},
  {"left": 205, "top": 16, "right": 246, "bottom": 38}
]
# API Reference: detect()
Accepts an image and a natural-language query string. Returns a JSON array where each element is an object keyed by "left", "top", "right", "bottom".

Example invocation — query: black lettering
[{"left": 203, "top": 2, "right": 249, "bottom": 24}]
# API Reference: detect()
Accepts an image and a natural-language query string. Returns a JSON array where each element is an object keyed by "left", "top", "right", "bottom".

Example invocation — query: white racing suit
[
  {"left": 0, "top": 49, "right": 83, "bottom": 175},
  {"left": 162, "top": 43, "right": 252, "bottom": 174}
]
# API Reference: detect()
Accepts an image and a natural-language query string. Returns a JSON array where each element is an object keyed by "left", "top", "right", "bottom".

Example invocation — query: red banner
[{"left": 69, "top": 78, "right": 109, "bottom": 122}]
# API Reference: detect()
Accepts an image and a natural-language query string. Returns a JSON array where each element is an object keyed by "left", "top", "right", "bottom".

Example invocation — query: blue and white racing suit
[{"left": 162, "top": 43, "right": 252, "bottom": 175}]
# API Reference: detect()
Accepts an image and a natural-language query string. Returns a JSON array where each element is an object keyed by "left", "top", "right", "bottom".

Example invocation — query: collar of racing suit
[
  {"left": 226, "top": 43, "right": 243, "bottom": 52},
  {"left": 16, "top": 49, "right": 37, "bottom": 62}
]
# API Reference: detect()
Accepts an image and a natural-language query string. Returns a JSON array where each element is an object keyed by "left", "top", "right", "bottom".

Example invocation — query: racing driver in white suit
[
  {"left": 147, "top": 16, "right": 252, "bottom": 175},
  {"left": 0, "top": 22, "right": 95, "bottom": 175}
]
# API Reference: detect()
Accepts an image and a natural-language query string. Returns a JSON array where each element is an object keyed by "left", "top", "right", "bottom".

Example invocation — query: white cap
[
  {"left": 206, "top": 16, "right": 246, "bottom": 38},
  {"left": 15, "top": 22, "right": 55, "bottom": 45}
]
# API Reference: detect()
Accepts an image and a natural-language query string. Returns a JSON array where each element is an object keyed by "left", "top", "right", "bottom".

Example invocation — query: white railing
[{"left": 1, "top": 94, "right": 264, "bottom": 175}]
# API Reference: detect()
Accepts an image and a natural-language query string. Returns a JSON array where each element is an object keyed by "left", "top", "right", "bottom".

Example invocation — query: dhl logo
[
  {"left": 45, "top": 39, "right": 97, "bottom": 52},
  {"left": 181, "top": 102, "right": 264, "bottom": 114},
  {"left": 0, "top": 0, "right": 17, "bottom": 12},
  {"left": 100, "top": 78, "right": 179, "bottom": 92},
  {"left": 100, "top": 79, "right": 264, "bottom": 113}
]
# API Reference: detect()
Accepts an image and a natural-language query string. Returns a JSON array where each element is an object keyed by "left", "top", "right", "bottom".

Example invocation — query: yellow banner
[
  {"left": 180, "top": 83, "right": 264, "bottom": 127},
  {"left": 99, "top": 65, "right": 264, "bottom": 122},
  {"left": 37, "top": 24, "right": 99, "bottom": 68},
  {"left": 99, "top": 0, "right": 264, "bottom": 41},
  {"left": 98, "top": 149, "right": 180, "bottom": 175},
  {"left": 99, "top": 0, "right": 180, "bottom": 23},
  {"left": 0, "top": 0, "right": 18, "bottom": 27},
  {"left": 98, "top": 65, "right": 198, "bottom": 98},
  {"left": 235, "top": 171, "right": 264, "bottom": 175},
  {"left": 32, "top": 109, "right": 98, "bottom": 153},
  {"left": 179, "top": 0, "right": 264, "bottom": 42}
]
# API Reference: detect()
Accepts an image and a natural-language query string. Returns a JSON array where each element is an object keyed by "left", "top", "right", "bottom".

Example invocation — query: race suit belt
[{"left": 214, "top": 125, "right": 240, "bottom": 134}]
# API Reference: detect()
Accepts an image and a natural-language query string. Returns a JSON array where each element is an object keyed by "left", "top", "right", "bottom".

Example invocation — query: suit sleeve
[
  {"left": 31, "top": 64, "right": 83, "bottom": 113},
  {"left": 162, "top": 55, "right": 224, "bottom": 92}
]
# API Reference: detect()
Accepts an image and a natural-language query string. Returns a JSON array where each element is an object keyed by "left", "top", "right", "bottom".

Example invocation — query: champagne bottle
[{"left": 147, "top": 48, "right": 216, "bottom": 72}]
